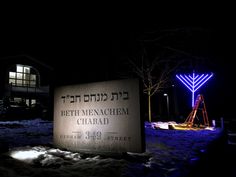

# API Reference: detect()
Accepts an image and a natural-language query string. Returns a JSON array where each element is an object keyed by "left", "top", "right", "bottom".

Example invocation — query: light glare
[{"left": 10, "top": 150, "right": 45, "bottom": 161}]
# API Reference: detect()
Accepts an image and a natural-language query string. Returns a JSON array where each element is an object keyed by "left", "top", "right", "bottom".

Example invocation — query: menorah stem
[{"left": 192, "top": 92, "right": 195, "bottom": 108}]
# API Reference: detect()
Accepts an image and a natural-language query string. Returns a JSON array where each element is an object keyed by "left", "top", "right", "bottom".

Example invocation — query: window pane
[
  {"left": 24, "top": 67, "right": 30, "bottom": 74},
  {"left": 17, "top": 65, "right": 23, "bottom": 72},
  {"left": 30, "top": 74, "right": 36, "bottom": 80},
  {"left": 30, "top": 81, "right": 36, "bottom": 87},
  {"left": 24, "top": 74, "right": 30, "bottom": 80},
  {"left": 14, "top": 97, "right": 22, "bottom": 104},
  {"left": 17, "top": 73, "right": 23, "bottom": 79},
  {"left": 31, "top": 99, "right": 36, "bottom": 105},
  {"left": 16, "top": 80, "right": 23, "bottom": 86},
  {"left": 23, "top": 80, "right": 29, "bottom": 86},
  {"left": 26, "top": 99, "right": 30, "bottom": 106},
  {"left": 9, "top": 79, "right": 15, "bottom": 85},
  {"left": 9, "top": 72, "right": 16, "bottom": 78}
]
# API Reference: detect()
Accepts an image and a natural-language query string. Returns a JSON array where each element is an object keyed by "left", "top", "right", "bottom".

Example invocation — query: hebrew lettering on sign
[{"left": 61, "top": 91, "right": 129, "bottom": 103}]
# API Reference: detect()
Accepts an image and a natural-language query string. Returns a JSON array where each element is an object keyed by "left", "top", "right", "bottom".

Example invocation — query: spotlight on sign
[{"left": 176, "top": 71, "right": 213, "bottom": 107}]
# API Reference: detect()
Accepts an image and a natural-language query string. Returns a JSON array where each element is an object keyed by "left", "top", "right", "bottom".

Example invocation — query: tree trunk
[{"left": 148, "top": 89, "right": 152, "bottom": 122}]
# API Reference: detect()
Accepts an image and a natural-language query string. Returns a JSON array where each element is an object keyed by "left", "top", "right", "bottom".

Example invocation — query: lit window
[
  {"left": 16, "top": 80, "right": 23, "bottom": 86},
  {"left": 26, "top": 99, "right": 30, "bottom": 106},
  {"left": 9, "top": 72, "right": 16, "bottom": 78},
  {"left": 23, "top": 73, "right": 30, "bottom": 80},
  {"left": 9, "top": 64, "right": 39, "bottom": 87},
  {"left": 17, "top": 65, "right": 23, "bottom": 72},
  {"left": 24, "top": 67, "right": 30, "bottom": 74},
  {"left": 30, "top": 74, "right": 36, "bottom": 81},
  {"left": 9, "top": 79, "right": 15, "bottom": 85},
  {"left": 23, "top": 80, "right": 29, "bottom": 86},
  {"left": 14, "top": 97, "right": 22, "bottom": 104},
  {"left": 31, "top": 99, "right": 36, "bottom": 105},
  {"left": 30, "top": 81, "right": 36, "bottom": 87},
  {"left": 17, "top": 73, "right": 23, "bottom": 79}
]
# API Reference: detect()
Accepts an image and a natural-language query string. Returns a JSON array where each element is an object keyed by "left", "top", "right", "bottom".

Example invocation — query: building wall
[{"left": 0, "top": 55, "right": 53, "bottom": 120}]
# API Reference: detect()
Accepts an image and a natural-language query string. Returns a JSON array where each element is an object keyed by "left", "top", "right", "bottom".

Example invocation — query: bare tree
[
  {"left": 128, "top": 49, "right": 181, "bottom": 122},
  {"left": 116, "top": 27, "right": 209, "bottom": 122}
]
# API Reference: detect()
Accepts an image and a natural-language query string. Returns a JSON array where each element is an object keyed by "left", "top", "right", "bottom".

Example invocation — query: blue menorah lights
[{"left": 176, "top": 71, "right": 213, "bottom": 107}]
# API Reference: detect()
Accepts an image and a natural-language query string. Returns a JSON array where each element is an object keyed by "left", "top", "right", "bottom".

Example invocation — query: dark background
[{"left": 0, "top": 4, "right": 235, "bottom": 121}]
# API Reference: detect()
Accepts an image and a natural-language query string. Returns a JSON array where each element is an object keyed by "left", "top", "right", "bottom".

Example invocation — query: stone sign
[{"left": 53, "top": 79, "right": 144, "bottom": 153}]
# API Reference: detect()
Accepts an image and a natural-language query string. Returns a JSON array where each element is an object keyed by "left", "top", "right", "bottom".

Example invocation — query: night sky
[{"left": 1, "top": 5, "right": 235, "bottom": 120}]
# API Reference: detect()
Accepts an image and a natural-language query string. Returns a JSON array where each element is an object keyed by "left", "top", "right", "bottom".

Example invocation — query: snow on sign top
[{"left": 53, "top": 78, "right": 144, "bottom": 153}]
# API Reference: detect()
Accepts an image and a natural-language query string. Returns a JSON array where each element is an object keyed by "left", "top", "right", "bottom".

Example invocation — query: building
[{"left": 0, "top": 55, "right": 54, "bottom": 120}]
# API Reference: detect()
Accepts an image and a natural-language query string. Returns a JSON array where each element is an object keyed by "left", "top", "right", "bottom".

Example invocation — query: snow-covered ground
[{"left": 0, "top": 119, "right": 223, "bottom": 177}]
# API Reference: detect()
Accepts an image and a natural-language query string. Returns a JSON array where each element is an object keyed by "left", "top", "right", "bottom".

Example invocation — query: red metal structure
[{"left": 184, "top": 94, "right": 210, "bottom": 128}]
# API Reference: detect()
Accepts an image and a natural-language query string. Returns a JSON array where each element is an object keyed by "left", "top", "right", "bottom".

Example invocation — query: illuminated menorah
[{"left": 176, "top": 71, "right": 213, "bottom": 107}]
